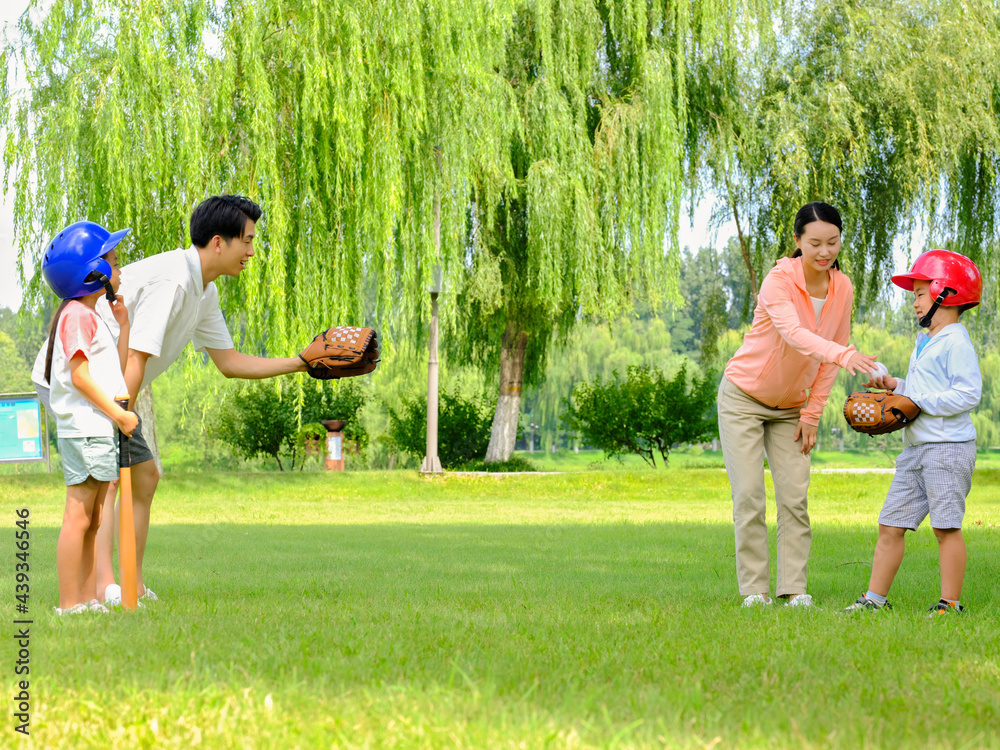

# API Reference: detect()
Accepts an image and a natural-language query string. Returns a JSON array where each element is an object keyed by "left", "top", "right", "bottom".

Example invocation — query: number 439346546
[{"left": 15, "top": 509, "right": 29, "bottom": 606}]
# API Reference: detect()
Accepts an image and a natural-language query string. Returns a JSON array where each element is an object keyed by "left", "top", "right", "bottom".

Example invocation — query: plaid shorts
[{"left": 879, "top": 441, "right": 976, "bottom": 530}]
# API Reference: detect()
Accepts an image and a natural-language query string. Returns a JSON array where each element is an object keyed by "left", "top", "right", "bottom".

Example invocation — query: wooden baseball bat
[{"left": 116, "top": 397, "right": 138, "bottom": 611}]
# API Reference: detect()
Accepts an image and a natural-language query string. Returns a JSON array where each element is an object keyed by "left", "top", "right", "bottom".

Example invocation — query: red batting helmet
[{"left": 891, "top": 250, "right": 982, "bottom": 308}]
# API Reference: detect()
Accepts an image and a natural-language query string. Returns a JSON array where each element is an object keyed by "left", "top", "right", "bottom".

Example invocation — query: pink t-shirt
[{"left": 46, "top": 301, "right": 128, "bottom": 437}]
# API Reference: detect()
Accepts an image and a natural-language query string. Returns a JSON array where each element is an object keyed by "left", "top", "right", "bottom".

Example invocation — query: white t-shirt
[
  {"left": 41, "top": 301, "right": 128, "bottom": 438},
  {"left": 98, "top": 246, "right": 234, "bottom": 389},
  {"left": 810, "top": 295, "right": 826, "bottom": 324}
]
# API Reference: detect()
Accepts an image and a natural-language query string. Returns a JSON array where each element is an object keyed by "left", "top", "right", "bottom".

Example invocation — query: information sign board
[{"left": 0, "top": 394, "right": 45, "bottom": 463}]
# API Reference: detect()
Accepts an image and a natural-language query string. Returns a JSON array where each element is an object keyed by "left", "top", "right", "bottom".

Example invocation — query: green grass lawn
[
  {"left": 519, "top": 447, "right": 1000, "bottom": 472},
  {"left": 3, "top": 468, "right": 1000, "bottom": 748}
]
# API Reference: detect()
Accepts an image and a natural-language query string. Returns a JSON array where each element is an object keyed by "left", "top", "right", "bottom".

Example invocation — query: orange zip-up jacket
[{"left": 724, "top": 256, "right": 856, "bottom": 425}]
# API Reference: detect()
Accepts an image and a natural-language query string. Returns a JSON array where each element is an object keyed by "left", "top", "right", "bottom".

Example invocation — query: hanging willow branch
[
  {"left": 689, "top": 0, "right": 1000, "bottom": 306},
  {"left": 7, "top": 0, "right": 997, "bottom": 366},
  {"left": 6, "top": 0, "right": 744, "bottom": 383}
]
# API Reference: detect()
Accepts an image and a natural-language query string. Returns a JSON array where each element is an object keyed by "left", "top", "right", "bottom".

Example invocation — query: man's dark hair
[{"left": 189, "top": 195, "right": 263, "bottom": 248}]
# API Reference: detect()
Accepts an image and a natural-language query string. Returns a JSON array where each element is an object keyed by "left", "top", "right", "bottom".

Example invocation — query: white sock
[{"left": 865, "top": 590, "right": 887, "bottom": 606}]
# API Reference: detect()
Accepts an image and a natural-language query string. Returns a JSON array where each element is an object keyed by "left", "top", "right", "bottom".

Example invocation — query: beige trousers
[{"left": 717, "top": 377, "right": 812, "bottom": 597}]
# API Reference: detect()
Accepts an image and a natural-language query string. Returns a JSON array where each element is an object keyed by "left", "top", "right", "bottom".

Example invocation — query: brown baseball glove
[
  {"left": 299, "top": 326, "right": 379, "bottom": 380},
  {"left": 843, "top": 391, "right": 920, "bottom": 435}
]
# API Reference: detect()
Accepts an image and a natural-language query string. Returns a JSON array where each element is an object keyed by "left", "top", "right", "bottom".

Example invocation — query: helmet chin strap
[
  {"left": 919, "top": 287, "right": 956, "bottom": 328},
  {"left": 84, "top": 271, "right": 116, "bottom": 303}
]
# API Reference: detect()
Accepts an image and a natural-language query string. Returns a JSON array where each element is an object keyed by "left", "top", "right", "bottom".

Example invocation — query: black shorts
[{"left": 119, "top": 416, "right": 155, "bottom": 468}]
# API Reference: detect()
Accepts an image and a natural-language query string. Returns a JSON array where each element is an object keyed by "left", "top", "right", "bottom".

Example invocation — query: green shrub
[
  {"left": 299, "top": 379, "right": 369, "bottom": 452},
  {"left": 455, "top": 455, "right": 537, "bottom": 472},
  {"left": 387, "top": 391, "right": 493, "bottom": 468},
  {"left": 209, "top": 381, "right": 298, "bottom": 470},
  {"left": 562, "top": 363, "right": 718, "bottom": 467},
  {"left": 209, "top": 378, "right": 370, "bottom": 471}
]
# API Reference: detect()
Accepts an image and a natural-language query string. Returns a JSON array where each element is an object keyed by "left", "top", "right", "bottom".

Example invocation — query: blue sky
[{"left": 0, "top": 0, "right": 35, "bottom": 313}]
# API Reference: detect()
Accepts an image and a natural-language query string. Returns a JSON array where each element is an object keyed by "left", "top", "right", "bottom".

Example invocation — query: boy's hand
[
  {"left": 109, "top": 294, "right": 129, "bottom": 329},
  {"left": 115, "top": 408, "right": 138, "bottom": 437},
  {"left": 863, "top": 374, "right": 898, "bottom": 391}
]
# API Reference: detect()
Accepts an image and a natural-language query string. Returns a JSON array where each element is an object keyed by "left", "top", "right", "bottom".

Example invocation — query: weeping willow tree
[
  {"left": 688, "top": 0, "right": 1000, "bottom": 307},
  {"left": 2, "top": 0, "right": 488, "bottom": 351},
  {"left": 451, "top": 0, "right": 777, "bottom": 461},
  {"left": 3, "top": 0, "right": 762, "bottom": 462}
]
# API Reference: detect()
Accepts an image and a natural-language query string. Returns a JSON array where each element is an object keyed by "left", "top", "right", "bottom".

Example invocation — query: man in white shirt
[{"left": 72, "top": 195, "right": 307, "bottom": 604}]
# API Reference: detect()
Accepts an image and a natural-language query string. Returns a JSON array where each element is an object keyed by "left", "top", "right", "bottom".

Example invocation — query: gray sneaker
[
  {"left": 844, "top": 595, "right": 891, "bottom": 612},
  {"left": 928, "top": 599, "right": 964, "bottom": 616}
]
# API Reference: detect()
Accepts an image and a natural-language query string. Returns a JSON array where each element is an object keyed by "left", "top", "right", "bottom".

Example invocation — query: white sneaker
[
  {"left": 104, "top": 584, "right": 122, "bottom": 606},
  {"left": 140, "top": 587, "right": 158, "bottom": 602},
  {"left": 786, "top": 594, "right": 815, "bottom": 608},
  {"left": 742, "top": 593, "right": 772, "bottom": 607},
  {"left": 87, "top": 599, "right": 110, "bottom": 614},
  {"left": 53, "top": 603, "right": 88, "bottom": 616}
]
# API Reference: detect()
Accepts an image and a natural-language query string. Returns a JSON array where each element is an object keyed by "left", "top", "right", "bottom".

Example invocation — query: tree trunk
[
  {"left": 484, "top": 325, "right": 528, "bottom": 463},
  {"left": 135, "top": 384, "right": 163, "bottom": 476},
  {"left": 722, "top": 168, "right": 759, "bottom": 305},
  {"left": 713, "top": 119, "right": 759, "bottom": 304}
]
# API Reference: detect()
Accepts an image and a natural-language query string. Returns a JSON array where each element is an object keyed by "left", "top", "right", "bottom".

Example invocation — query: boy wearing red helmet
[{"left": 845, "top": 250, "right": 983, "bottom": 615}]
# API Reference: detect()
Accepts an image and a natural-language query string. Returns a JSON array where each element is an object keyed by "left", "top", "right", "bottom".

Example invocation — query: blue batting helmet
[{"left": 41, "top": 221, "right": 131, "bottom": 299}]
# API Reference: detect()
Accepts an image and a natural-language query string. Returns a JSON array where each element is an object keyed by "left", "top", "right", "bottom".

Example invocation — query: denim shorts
[
  {"left": 39, "top": 382, "right": 155, "bottom": 470},
  {"left": 58, "top": 436, "right": 119, "bottom": 486}
]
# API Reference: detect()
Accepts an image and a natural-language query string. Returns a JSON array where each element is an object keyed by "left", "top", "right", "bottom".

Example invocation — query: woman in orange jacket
[{"left": 718, "top": 202, "right": 877, "bottom": 608}]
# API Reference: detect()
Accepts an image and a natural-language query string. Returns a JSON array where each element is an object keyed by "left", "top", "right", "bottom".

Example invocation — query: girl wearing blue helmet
[{"left": 39, "top": 221, "right": 139, "bottom": 615}]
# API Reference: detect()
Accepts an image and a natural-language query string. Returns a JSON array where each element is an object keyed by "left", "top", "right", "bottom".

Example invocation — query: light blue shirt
[{"left": 895, "top": 323, "right": 981, "bottom": 447}]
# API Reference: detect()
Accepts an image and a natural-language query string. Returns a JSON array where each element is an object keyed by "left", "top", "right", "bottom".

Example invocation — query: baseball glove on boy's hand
[
  {"left": 299, "top": 326, "right": 379, "bottom": 380},
  {"left": 843, "top": 391, "right": 921, "bottom": 435}
]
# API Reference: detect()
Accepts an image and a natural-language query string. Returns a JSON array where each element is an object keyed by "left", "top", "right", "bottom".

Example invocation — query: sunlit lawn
[
  {"left": 520, "top": 446, "right": 1000, "bottom": 472},
  {"left": 4, "top": 468, "right": 1000, "bottom": 748}
]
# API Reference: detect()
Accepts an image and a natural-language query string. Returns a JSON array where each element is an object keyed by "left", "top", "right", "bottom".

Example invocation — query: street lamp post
[{"left": 421, "top": 266, "right": 444, "bottom": 473}]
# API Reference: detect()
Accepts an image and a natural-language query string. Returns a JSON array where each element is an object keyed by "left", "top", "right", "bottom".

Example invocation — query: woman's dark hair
[
  {"left": 189, "top": 195, "right": 263, "bottom": 248},
  {"left": 791, "top": 202, "right": 842, "bottom": 269}
]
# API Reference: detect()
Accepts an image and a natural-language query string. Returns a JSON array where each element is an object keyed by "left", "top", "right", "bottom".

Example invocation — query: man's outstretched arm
[{"left": 206, "top": 347, "right": 308, "bottom": 379}]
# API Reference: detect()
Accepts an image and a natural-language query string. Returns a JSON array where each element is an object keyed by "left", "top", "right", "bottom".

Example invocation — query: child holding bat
[{"left": 37, "top": 222, "right": 137, "bottom": 614}]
